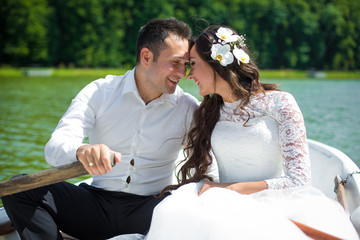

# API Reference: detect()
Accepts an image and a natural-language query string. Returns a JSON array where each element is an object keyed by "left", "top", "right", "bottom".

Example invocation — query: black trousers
[{"left": 1, "top": 181, "right": 169, "bottom": 240}]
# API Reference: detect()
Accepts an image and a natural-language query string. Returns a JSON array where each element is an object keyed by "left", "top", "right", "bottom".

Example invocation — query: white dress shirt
[{"left": 45, "top": 68, "right": 200, "bottom": 195}]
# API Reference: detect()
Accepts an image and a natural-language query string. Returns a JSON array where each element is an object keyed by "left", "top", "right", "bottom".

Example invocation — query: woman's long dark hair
[{"left": 160, "top": 26, "right": 279, "bottom": 196}]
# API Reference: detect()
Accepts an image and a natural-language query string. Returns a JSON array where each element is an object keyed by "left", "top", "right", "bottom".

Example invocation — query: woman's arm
[{"left": 265, "top": 92, "right": 311, "bottom": 189}]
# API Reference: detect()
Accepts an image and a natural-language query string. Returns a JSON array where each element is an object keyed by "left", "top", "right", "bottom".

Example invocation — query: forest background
[{"left": 0, "top": 0, "right": 359, "bottom": 71}]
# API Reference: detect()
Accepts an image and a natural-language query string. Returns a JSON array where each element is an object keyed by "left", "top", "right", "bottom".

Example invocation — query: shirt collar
[
  {"left": 122, "top": 68, "right": 138, "bottom": 95},
  {"left": 122, "top": 67, "right": 177, "bottom": 106},
  {"left": 159, "top": 91, "right": 177, "bottom": 105}
]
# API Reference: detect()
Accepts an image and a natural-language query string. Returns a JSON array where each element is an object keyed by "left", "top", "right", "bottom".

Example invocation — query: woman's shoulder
[
  {"left": 263, "top": 90, "right": 292, "bottom": 98},
  {"left": 259, "top": 90, "right": 296, "bottom": 104},
  {"left": 252, "top": 90, "right": 299, "bottom": 116}
]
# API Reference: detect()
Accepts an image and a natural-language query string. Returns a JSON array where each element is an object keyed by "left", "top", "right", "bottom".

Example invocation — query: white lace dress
[{"left": 146, "top": 91, "right": 358, "bottom": 240}]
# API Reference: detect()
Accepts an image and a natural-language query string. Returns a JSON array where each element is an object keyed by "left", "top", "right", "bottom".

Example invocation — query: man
[{"left": 2, "top": 18, "right": 198, "bottom": 239}]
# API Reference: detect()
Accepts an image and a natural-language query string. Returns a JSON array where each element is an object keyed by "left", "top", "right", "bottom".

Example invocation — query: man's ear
[{"left": 140, "top": 48, "right": 153, "bottom": 68}]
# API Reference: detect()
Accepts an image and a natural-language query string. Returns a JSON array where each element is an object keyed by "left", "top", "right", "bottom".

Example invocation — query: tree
[
  {"left": 223, "top": 0, "right": 288, "bottom": 69},
  {"left": 47, "top": 0, "right": 105, "bottom": 67},
  {"left": 1, "top": 0, "right": 359, "bottom": 69},
  {"left": 0, "top": 0, "right": 49, "bottom": 66},
  {"left": 330, "top": 0, "right": 360, "bottom": 70}
]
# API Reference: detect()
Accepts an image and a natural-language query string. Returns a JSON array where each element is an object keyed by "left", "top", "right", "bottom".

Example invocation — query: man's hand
[{"left": 76, "top": 144, "right": 121, "bottom": 175}]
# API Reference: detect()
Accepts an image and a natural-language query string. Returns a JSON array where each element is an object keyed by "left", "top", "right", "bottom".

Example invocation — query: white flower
[
  {"left": 211, "top": 44, "right": 234, "bottom": 66},
  {"left": 216, "top": 27, "right": 239, "bottom": 43},
  {"left": 233, "top": 47, "right": 250, "bottom": 64}
]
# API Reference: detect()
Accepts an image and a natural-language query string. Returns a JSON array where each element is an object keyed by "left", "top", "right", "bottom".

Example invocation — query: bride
[{"left": 145, "top": 26, "right": 358, "bottom": 239}]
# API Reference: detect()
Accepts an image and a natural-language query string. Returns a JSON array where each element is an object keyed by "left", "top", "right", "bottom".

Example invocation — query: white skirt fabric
[{"left": 146, "top": 183, "right": 358, "bottom": 240}]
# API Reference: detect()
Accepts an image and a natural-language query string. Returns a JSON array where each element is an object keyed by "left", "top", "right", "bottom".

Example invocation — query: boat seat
[{"left": 0, "top": 208, "right": 15, "bottom": 236}]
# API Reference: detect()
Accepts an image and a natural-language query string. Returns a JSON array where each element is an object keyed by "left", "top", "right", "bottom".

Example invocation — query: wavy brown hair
[{"left": 160, "top": 25, "right": 279, "bottom": 196}]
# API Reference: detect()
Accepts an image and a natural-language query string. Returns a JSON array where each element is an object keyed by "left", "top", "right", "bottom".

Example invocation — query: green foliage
[
  {"left": 0, "top": 0, "right": 359, "bottom": 70},
  {"left": 0, "top": 0, "right": 49, "bottom": 66}
]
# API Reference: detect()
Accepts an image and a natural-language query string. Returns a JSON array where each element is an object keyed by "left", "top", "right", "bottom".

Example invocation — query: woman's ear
[{"left": 140, "top": 48, "right": 154, "bottom": 68}]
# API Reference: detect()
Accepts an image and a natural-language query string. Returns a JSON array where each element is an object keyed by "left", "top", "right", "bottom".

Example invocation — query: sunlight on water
[
  {"left": 273, "top": 79, "right": 360, "bottom": 165},
  {"left": 0, "top": 77, "right": 91, "bottom": 184}
]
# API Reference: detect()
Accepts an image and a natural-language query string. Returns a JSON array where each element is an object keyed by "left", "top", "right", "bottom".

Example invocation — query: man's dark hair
[{"left": 136, "top": 18, "right": 191, "bottom": 63}]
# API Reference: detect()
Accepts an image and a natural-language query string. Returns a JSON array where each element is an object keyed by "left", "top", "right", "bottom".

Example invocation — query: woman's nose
[{"left": 187, "top": 69, "right": 194, "bottom": 79}]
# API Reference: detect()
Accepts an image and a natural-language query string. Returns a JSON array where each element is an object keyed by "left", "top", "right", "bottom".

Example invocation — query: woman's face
[{"left": 187, "top": 46, "right": 216, "bottom": 96}]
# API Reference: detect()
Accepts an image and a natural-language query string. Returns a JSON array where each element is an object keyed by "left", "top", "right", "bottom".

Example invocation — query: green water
[
  {"left": 273, "top": 78, "right": 360, "bottom": 166},
  {"left": 1, "top": 75, "right": 360, "bottom": 207}
]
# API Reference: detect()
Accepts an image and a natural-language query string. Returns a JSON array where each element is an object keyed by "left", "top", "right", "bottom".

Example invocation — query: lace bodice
[{"left": 211, "top": 91, "right": 311, "bottom": 189}]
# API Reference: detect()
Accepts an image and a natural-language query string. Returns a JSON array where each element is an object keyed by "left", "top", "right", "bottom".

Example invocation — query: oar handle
[{"left": 0, "top": 152, "right": 115, "bottom": 198}]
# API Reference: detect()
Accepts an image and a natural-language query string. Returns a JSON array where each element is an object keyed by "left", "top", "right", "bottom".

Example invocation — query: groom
[{"left": 2, "top": 18, "right": 199, "bottom": 239}]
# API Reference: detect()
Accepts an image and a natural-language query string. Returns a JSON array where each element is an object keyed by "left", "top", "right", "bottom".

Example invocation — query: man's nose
[{"left": 177, "top": 65, "right": 187, "bottom": 78}]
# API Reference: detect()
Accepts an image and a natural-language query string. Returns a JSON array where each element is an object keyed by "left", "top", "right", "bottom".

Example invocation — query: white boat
[
  {"left": 1, "top": 139, "right": 359, "bottom": 239},
  {"left": 22, "top": 68, "right": 53, "bottom": 77}
]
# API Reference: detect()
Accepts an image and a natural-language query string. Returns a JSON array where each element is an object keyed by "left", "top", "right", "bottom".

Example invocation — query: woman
[{"left": 146, "top": 26, "right": 358, "bottom": 240}]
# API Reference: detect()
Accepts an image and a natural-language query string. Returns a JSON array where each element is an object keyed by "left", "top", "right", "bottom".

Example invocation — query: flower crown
[{"left": 211, "top": 27, "right": 249, "bottom": 67}]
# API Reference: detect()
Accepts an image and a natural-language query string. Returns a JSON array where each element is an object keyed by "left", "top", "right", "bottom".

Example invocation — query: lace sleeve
[{"left": 265, "top": 92, "right": 311, "bottom": 189}]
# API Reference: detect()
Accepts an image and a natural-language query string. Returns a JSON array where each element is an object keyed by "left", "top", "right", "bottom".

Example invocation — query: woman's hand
[
  {"left": 198, "top": 181, "right": 233, "bottom": 196},
  {"left": 198, "top": 180, "right": 268, "bottom": 196}
]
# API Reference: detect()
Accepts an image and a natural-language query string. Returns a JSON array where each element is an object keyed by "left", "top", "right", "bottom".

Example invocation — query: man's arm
[{"left": 45, "top": 81, "right": 100, "bottom": 166}]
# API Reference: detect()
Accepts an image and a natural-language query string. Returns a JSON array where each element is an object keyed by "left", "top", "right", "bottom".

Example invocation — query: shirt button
[
  {"left": 130, "top": 159, "right": 135, "bottom": 166},
  {"left": 126, "top": 175, "right": 131, "bottom": 183}
]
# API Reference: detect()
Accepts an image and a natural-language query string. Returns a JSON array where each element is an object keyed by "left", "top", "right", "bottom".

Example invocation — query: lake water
[{"left": 1, "top": 75, "right": 359, "bottom": 206}]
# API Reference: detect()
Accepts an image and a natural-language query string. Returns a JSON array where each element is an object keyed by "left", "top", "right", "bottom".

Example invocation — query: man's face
[{"left": 147, "top": 35, "right": 189, "bottom": 95}]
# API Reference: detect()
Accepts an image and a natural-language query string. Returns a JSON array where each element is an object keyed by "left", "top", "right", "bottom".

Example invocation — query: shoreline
[{"left": 0, "top": 67, "right": 359, "bottom": 79}]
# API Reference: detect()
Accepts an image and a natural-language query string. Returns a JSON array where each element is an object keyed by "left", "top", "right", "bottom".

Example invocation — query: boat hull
[{"left": 1, "top": 139, "right": 359, "bottom": 239}]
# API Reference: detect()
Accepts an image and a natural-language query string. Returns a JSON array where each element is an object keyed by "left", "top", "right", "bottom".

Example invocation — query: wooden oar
[
  {"left": 290, "top": 219, "right": 342, "bottom": 240},
  {"left": 0, "top": 153, "right": 115, "bottom": 198},
  {"left": 288, "top": 175, "right": 350, "bottom": 240}
]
